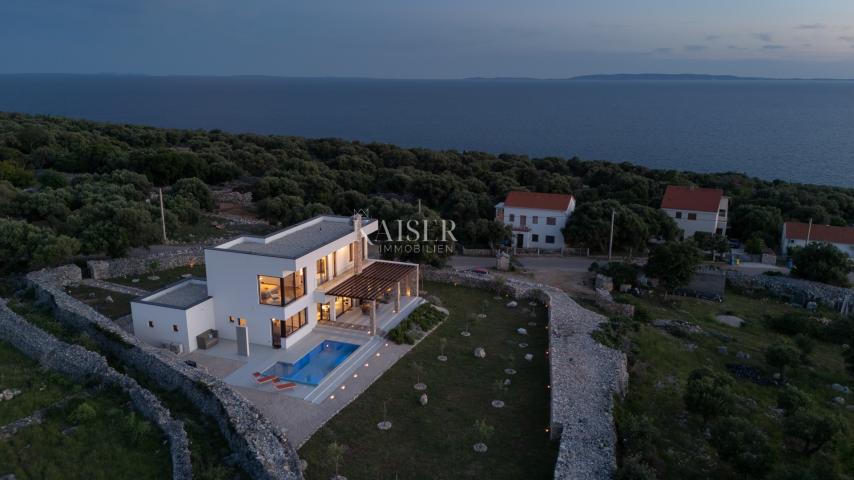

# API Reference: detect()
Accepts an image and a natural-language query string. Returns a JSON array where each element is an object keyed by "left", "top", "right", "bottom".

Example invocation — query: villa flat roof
[
  {"left": 218, "top": 216, "right": 372, "bottom": 259},
  {"left": 136, "top": 279, "right": 210, "bottom": 309}
]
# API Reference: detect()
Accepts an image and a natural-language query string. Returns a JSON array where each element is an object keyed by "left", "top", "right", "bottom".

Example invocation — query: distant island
[{"left": 466, "top": 73, "right": 853, "bottom": 81}]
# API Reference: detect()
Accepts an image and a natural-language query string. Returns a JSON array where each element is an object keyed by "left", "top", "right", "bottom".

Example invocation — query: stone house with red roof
[
  {"left": 781, "top": 221, "right": 854, "bottom": 259},
  {"left": 495, "top": 191, "right": 576, "bottom": 249},
  {"left": 660, "top": 185, "right": 729, "bottom": 239}
]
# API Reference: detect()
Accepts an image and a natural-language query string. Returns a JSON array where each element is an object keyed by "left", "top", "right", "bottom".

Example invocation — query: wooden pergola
[{"left": 325, "top": 261, "right": 419, "bottom": 335}]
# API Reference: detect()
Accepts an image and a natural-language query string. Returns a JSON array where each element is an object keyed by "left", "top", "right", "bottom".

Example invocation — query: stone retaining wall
[
  {"left": 726, "top": 270, "right": 854, "bottom": 315},
  {"left": 0, "top": 298, "right": 193, "bottom": 480},
  {"left": 26, "top": 266, "right": 303, "bottom": 480},
  {"left": 422, "top": 268, "right": 628, "bottom": 480},
  {"left": 87, "top": 246, "right": 208, "bottom": 280}
]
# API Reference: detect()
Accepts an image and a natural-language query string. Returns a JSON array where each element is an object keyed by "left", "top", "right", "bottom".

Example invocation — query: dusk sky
[{"left": 3, "top": 0, "right": 854, "bottom": 78}]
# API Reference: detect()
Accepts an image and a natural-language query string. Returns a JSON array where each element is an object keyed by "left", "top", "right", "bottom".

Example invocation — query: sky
[{"left": 3, "top": 0, "right": 854, "bottom": 78}]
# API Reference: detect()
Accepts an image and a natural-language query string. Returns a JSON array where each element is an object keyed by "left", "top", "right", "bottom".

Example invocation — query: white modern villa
[
  {"left": 660, "top": 185, "right": 729, "bottom": 239},
  {"left": 130, "top": 215, "right": 422, "bottom": 356},
  {"left": 494, "top": 191, "right": 576, "bottom": 250}
]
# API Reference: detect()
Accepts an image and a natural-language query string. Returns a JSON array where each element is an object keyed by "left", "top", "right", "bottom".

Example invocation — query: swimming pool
[{"left": 262, "top": 340, "right": 359, "bottom": 386}]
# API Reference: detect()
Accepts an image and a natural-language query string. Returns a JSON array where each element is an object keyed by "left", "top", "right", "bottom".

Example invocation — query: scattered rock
[
  {"left": 619, "top": 284, "right": 632, "bottom": 293},
  {"left": 414, "top": 383, "right": 427, "bottom": 391},
  {"left": 503, "top": 378, "right": 511, "bottom": 387},
  {"left": 684, "top": 343, "right": 698, "bottom": 352},
  {"left": 432, "top": 305, "right": 450, "bottom": 316},
  {"left": 474, "top": 347, "right": 486, "bottom": 358},
  {"left": 518, "top": 343, "right": 528, "bottom": 348},
  {"left": 528, "top": 301, "right": 537, "bottom": 306},
  {"left": 61, "top": 426, "right": 79, "bottom": 436},
  {"left": 419, "top": 393, "right": 428, "bottom": 406},
  {"left": 832, "top": 396, "right": 846, "bottom": 405},
  {"left": 0, "top": 474, "right": 17, "bottom": 480},
  {"left": 506, "top": 301, "right": 518, "bottom": 308},
  {"left": 131, "top": 278, "right": 140, "bottom": 284},
  {"left": 147, "top": 275, "right": 160, "bottom": 281},
  {"left": 773, "top": 373, "right": 781, "bottom": 380},
  {"left": 377, "top": 421, "right": 392, "bottom": 430},
  {"left": 491, "top": 400, "right": 505, "bottom": 408},
  {"left": 299, "top": 459, "right": 308, "bottom": 472},
  {"left": 516, "top": 327, "right": 528, "bottom": 335},
  {"left": 493, "top": 296, "right": 502, "bottom": 300},
  {"left": 524, "top": 353, "right": 534, "bottom": 362},
  {"left": 736, "top": 351, "right": 750, "bottom": 360},
  {"left": 437, "top": 355, "right": 448, "bottom": 362},
  {"left": 104, "top": 295, "right": 114, "bottom": 304},
  {"left": 717, "top": 346, "right": 728, "bottom": 354},
  {"left": 477, "top": 313, "right": 487, "bottom": 319},
  {"left": 0, "top": 389, "right": 21, "bottom": 401},
  {"left": 714, "top": 315, "right": 745, "bottom": 328},
  {"left": 528, "top": 322, "right": 537, "bottom": 326},
  {"left": 831, "top": 383, "right": 850, "bottom": 394},
  {"left": 473, "top": 443, "right": 488, "bottom": 453},
  {"left": 504, "top": 368, "right": 517, "bottom": 375},
  {"left": 460, "top": 331, "right": 471, "bottom": 337},
  {"left": 595, "top": 274, "right": 614, "bottom": 292}
]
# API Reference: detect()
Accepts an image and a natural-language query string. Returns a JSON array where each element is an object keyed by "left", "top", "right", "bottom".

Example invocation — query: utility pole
[
  {"left": 159, "top": 188, "right": 167, "bottom": 243},
  {"left": 608, "top": 208, "right": 615, "bottom": 263},
  {"left": 806, "top": 217, "right": 813, "bottom": 244}
]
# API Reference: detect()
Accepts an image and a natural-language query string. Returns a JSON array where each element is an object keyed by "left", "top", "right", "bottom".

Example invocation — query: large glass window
[
  {"left": 283, "top": 268, "right": 306, "bottom": 303},
  {"left": 316, "top": 257, "right": 329, "bottom": 285},
  {"left": 283, "top": 309, "right": 307, "bottom": 337},
  {"left": 258, "top": 268, "right": 306, "bottom": 306},
  {"left": 258, "top": 275, "right": 282, "bottom": 305}
]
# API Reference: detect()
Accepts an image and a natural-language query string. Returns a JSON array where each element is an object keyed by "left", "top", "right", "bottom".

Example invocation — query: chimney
[{"left": 353, "top": 213, "right": 363, "bottom": 274}]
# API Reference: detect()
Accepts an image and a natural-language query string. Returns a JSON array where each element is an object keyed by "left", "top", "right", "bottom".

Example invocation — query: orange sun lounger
[
  {"left": 272, "top": 379, "right": 297, "bottom": 391},
  {"left": 253, "top": 372, "right": 277, "bottom": 384}
]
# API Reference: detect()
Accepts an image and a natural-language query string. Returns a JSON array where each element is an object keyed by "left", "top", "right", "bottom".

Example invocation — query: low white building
[
  {"left": 660, "top": 185, "right": 729, "bottom": 239},
  {"left": 131, "top": 215, "right": 421, "bottom": 354},
  {"left": 494, "top": 191, "right": 576, "bottom": 250},
  {"left": 781, "top": 221, "right": 854, "bottom": 259}
]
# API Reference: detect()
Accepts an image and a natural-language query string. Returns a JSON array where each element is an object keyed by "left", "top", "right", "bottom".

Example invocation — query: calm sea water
[{"left": 0, "top": 75, "right": 852, "bottom": 187}]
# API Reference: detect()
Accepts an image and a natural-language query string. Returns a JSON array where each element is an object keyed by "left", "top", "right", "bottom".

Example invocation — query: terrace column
[
  {"left": 395, "top": 282, "right": 401, "bottom": 313},
  {"left": 415, "top": 266, "right": 420, "bottom": 297},
  {"left": 329, "top": 297, "right": 337, "bottom": 323},
  {"left": 370, "top": 300, "right": 378, "bottom": 335}
]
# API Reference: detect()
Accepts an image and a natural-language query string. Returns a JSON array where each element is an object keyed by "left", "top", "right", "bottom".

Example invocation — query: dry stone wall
[
  {"left": 87, "top": 245, "right": 209, "bottom": 280},
  {"left": 26, "top": 266, "right": 303, "bottom": 480},
  {"left": 726, "top": 270, "right": 854, "bottom": 315},
  {"left": 0, "top": 298, "right": 193, "bottom": 480},
  {"left": 422, "top": 268, "right": 628, "bottom": 480}
]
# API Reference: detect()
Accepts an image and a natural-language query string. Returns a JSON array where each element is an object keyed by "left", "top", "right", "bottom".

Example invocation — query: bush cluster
[{"left": 387, "top": 303, "right": 447, "bottom": 344}]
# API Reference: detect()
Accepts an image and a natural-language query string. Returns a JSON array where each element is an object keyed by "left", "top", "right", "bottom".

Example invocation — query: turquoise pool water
[{"left": 263, "top": 340, "right": 359, "bottom": 386}]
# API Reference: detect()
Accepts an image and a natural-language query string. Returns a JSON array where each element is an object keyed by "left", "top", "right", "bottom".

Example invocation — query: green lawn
[
  {"left": 299, "top": 281, "right": 557, "bottom": 480},
  {"left": 109, "top": 263, "right": 207, "bottom": 291},
  {"left": 0, "top": 341, "right": 172, "bottom": 480},
  {"left": 610, "top": 289, "right": 854, "bottom": 478},
  {"left": 64, "top": 284, "right": 134, "bottom": 320}
]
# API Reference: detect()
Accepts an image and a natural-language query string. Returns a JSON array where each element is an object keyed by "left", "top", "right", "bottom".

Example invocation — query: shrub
[
  {"left": 763, "top": 312, "right": 816, "bottom": 337},
  {"left": 387, "top": 304, "right": 447, "bottom": 345},
  {"left": 619, "top": 412, "right": 659, "bottom": 458},
  {"left": 790, "top": 242, "right": 852, "bottom": 287},
  {"left": 37, "top": 169, "right": 68, "bottom": 188},
  {"left": 783, "top": 407, "right": 843, "bottom": 455},
  {"left": 68, "top": 402, "right": 97, "bottom": 424},
  {"left": 777, "top": 385, "right": 814, "bottom": 415},
  {"left": 765, "top": 342, "right": 800, "bottom": 382},
  {"left": 684, "top": 367, "right": 734, "bottom": 423},
  {"left": 615, "top": 456, "right": 657, "bottom": 480},
  {"left": 710, "top": 416, "right": 775, "bottom": 477}
]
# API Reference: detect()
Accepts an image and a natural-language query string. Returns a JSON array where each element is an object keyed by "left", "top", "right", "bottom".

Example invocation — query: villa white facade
[
  {"left": 660, "top": 185, "right": 729, "bottom": 239},
  {"left": 131, "top": 215, "right": 421, "bottom": 354},
  {"left": 495, "top": 191, "right": 576, "bottom": 250}
]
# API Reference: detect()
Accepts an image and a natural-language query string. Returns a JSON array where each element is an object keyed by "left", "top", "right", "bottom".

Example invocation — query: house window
[
  {"left": 239, "top": 318, "right": 246, "bottom": 327},
  {"left": 718, "top": 209, "right": 727, "bottom": 218},
  {"left": 348, "top": 243, "right": 354, "bottom": 262},
  {"left": 520, "top": 215, "right": 527, "bottom": 226},
  {"left": 546, "top": 217, "right": 556, "bottom": 225},
  {"left": 228, "top": 315, "right": 235, "bottom": 323},
  {"left": 532, "top": 216, "right": 538, "bottom": 224},
  {"left": 172, "top": 324, "right": 179, "bottom": 332},
  {"left": 148, "top": 321, "right": 154, "bottom": 328},
  {"left": 283, "top": 309, "right": 307, "bottom": 337},
  {"left": 317, "top": 257, "right": 329, "bottom": 285},
  {"left": 545, "top": 235, "right": 555, "bottom": 244},
  {"left": 258, "top": 269, "right": 306, "bottom": 306},
  {"left": 675, "top": 211, "right": 682, "bottom": 219},
  {"left": 531, "top": 234, "right": 539, "bottom": 242},
  {"left": 509, "top": 213, "right": 515, "bottom": 222},
  {"left": 687, "top": 213, "right": 697, "bottom": 220}
]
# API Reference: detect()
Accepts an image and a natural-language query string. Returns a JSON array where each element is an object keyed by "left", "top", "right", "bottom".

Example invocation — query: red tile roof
[
  {"left": 660, "top": 185, "right": 724, "bottom": 213},
  {"left": 784, "top": 221, "right": 854, "bottom": 245},
  {"left": 503, "top": 191, "right": 574, "bottom": 211}
]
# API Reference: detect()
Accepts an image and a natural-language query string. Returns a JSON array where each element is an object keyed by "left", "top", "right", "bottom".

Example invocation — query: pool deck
[{"left": 185, "top": 296, "right": 425, "bottom": 446}]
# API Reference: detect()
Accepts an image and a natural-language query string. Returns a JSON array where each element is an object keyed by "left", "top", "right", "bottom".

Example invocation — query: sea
[{"left": 0, "top": 74, "right": 852, "bottom": 188}]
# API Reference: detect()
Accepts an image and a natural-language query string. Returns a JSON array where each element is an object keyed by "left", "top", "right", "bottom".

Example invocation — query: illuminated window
[
  {"left": 148, "top": 320, "right": 154, "bottom": 328},
  {"left": 274, "top": 309, "right": 308, "bottom": 338},
  {"left": 228, "top": 315, "right": 235, "bottom": 323},
  {"left": 317, "top": 257, "right": 329, "bottom": 285},
  {"left": 258, "top": 269, "right": 306, "bottom": 306},
  {"left": 238, "top": 318, "right": 246, "bottom": 327}
]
